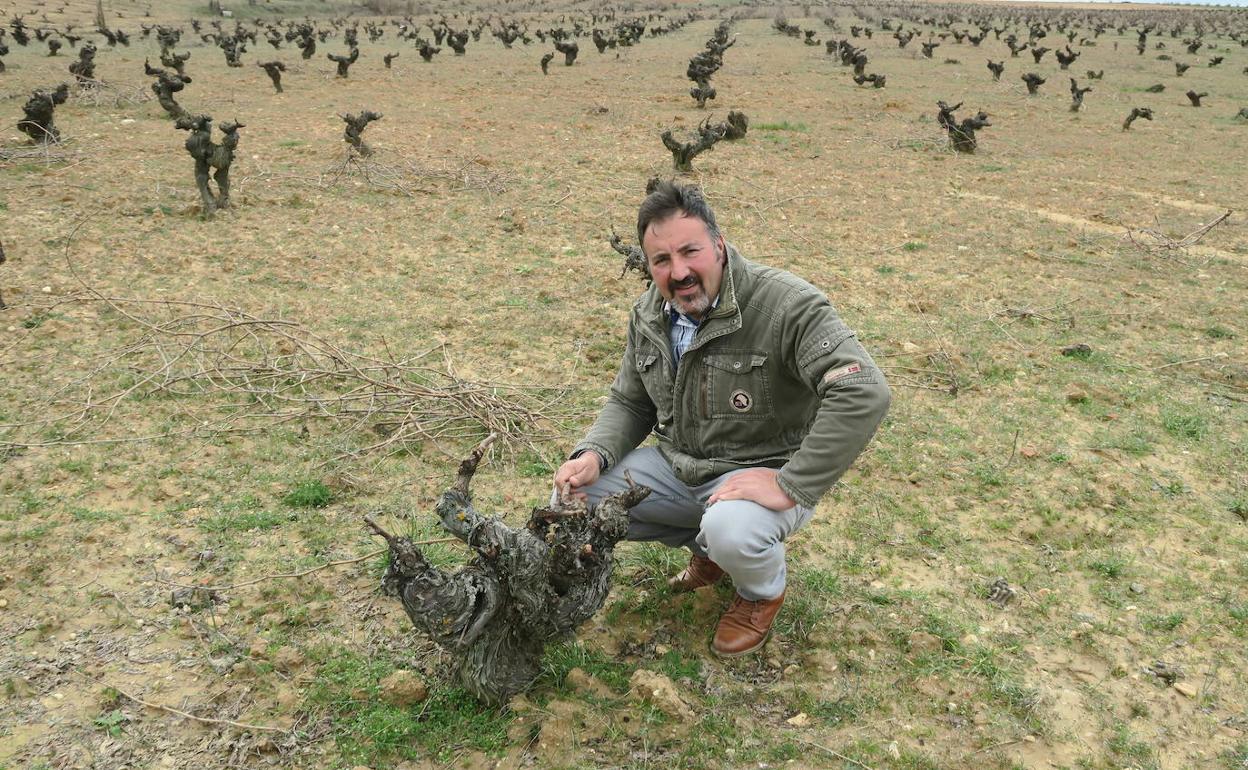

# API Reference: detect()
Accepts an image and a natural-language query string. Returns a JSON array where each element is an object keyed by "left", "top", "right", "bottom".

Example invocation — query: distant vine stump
[
  {"left": 853, "top": 72, "right": 886, "bottom": 88},
  {"left": 383, "top": 52, "right": 399, "bottom": 69},
  {"left": 723, "top": 110, "right": 749, "bottom": 139},
  {"left": 662, "top": 118, "right": 726, "bottom": 172},
  {"left": 936, "top": 100, "right": 963, "bottom": 131},
  {"left": 259, "top": 61, "right": 285, "bottom": 93},
  {"left": 418, "top": 43, "right": 440, "bottom": 62},
  {"left": 1186, "top": 90, "right": 1207, "bottom": 107},
  {"left": 340, "top": 110, "right": 383, "bottom": 157},
  {"left": 689, "top": 81, "right": 716, "bottom": 108},
  {"left": 1144, "top": 83, "right": 1165, "bottom": 93},
  {"left": 146, "top": 60, "right": 192, "bottom": 120},
  {"left": 609, "top": 226, "right": 648, "bottom": 280},
  {"left": 176, "top": 114, "right": 243, "bottom": 216},
  {"left": 368, "top": 436, "right": 652, "bottom": 705},
  {"left": 69, "top": 42, "right": 98, "bottom": 86},
  {"left": 1022, "top": 72, "right": 1046, "bottom": 95},
  {"left": 18, "top": 84, "right": 69, "bottom": 143},
  {"left": 540, "top": 52, "right": 554, "bottom": 74},
  {"left": 555, "top": 39, "right": 578, "bottom": 66},
  {"left": 987, "top": 59, "right": 1004, "bottom": 81},
  {"left": 328, "top": 47, "right": 359, "bottom": 78},
  {"left": 1122, "top": 106, "right": 1153, "bottom": 130},
  {"left": 949, "top": 112, "right": 990, "bottom": 153},
  {"left": 1236, "top": 107, "right": 1248, "bottom": 121},
  {"left": 1069, "top": 78, "right": 1092, "bottom": 112}
]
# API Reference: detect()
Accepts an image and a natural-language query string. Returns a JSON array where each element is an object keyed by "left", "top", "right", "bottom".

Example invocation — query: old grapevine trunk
[{"left": 368, "top": 436, "right": 651, "bottom": 704}]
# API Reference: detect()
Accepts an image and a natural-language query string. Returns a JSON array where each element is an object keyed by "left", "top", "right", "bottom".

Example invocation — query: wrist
[{"left": 571, "top": 449, "right": 606, "bottom": 471}]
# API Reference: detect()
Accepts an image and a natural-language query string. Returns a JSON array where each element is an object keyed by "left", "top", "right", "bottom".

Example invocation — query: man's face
[{"left": 642, "top": 212, "right": 725, "bottom": 321}]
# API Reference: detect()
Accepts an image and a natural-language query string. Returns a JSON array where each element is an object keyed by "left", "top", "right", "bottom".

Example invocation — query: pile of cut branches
[{"left": 0, "top": 294, "right": 567, "bottom": 461}]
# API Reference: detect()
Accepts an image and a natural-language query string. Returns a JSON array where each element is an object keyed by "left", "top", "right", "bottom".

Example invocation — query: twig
[
  {"left": 163, "top": 538, "right": 458, "bottom": 592},
  {"left": 1155, "top": 353, "right": 1228, "bottom": 371},
  {"left": 110, "top": 685, "right": 287, "bottom": 733},
  {"left": 996, "top": 428, "right": 1021, "bottom": 470},
  {"left": 971, "top": 738, "right": 1023, "bottom": 754},
  {"left": 797, "top": 740, "right": 877, "bottom": 770}
]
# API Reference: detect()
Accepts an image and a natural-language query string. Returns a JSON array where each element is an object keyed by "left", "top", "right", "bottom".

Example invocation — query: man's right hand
[{"left": 553, "top": 451, "right": 603, "bottom": 501}]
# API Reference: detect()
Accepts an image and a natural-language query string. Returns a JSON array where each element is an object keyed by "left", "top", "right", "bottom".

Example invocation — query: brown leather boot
[
  {"left": 711, "top": 591, "right": 786, "bottom": 658},
  {"left": 666, "top": 554, "right": 725, "bottom": 593}
]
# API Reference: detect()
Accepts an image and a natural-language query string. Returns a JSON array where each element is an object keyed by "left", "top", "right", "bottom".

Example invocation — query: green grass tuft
[
  {"left": 306, "top": 647, "right": 510, "bottom": 765},
  {"left": 282, "top": 480, "right": 334, "bottom": 508}
]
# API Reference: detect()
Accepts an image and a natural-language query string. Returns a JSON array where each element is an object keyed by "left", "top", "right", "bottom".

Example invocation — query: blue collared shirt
[{"left": 667, "top": 298, "right": 719, "bottom": 369}]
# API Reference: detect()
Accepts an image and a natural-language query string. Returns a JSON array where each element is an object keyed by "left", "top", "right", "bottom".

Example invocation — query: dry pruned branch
[
  {"left": 0, "top": 293, "right": 572, "bottom": 462},
  {"left": 70, "top": 79, "right": 153, "bottom": 107},
  {"left": 0, "top": 139, "right": 82, "bottom": 165},
  {"left": 1121, "top": 209, "right": 1233, "bottom": 266},
  {"left": 240, "top": 148, "right": 516, "bottom": 200}
]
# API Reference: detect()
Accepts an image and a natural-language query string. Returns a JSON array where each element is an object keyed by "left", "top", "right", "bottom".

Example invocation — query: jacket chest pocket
[
  {"left": 702, "top": 351, "right": 773, "bottom": 420},
  {"left": 636, "top": 350, "right": 672, "bottom": 413}
]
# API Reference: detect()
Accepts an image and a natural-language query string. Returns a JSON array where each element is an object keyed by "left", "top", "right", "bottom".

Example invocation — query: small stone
[
  {"left": 248, "top": 637, "right": 268, "bottom": 658},
  {"left": 379, "top": 670, "right": 428, "bottom": 707},
  {"left": 1061, "top": 343, "right": 1092, "bottom": 358},
  {"left": 41, "top": 286, "right": 52, "bottom": 294},
  {"left": 782, "top": 664, "right": 800, "bottom": 677},
  {"left": 1173, "top": 682, "right": 1198, "bottom": 699},
  {"left": 785, "top": 712, "right": 811, "bottom": 727},
  {"left": 0, "top": 598, "right": 8, "bottom": 609},
  {"left": 1066, "top": 390, "right": 1089, "bottom": 404},
  {"left": 886, "top": 741, "right": 901, "bottom": 759},
  {"left": 946, "top": 702, "right": 958, "bottom": 713},
  {"left": 1022, "top": 735, "right": 1037, "bottom": 743},
  {"left": 1129, "top": 583, "right": 1145, "bottom": 594}
]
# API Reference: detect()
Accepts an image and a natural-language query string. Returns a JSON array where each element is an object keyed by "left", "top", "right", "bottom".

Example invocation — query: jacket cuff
[
  {"left": 776, "top": 470, "right": 818, "bottom": 510},
  {"left": 571, "top": 443, "right": 614, "bottom": 472}
]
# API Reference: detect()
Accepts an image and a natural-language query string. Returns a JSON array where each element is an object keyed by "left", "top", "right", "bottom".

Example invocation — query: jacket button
[{"left": 733, "top": 361, "right": 742, "bottom": 369}]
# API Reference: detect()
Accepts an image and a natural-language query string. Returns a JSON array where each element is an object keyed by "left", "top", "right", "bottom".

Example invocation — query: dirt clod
[
  {"left": 379, "top": 670, "right": 428, "bottom": 707},
  {"left": 628, "top": 669, "right": 695, "bottom": 723}
]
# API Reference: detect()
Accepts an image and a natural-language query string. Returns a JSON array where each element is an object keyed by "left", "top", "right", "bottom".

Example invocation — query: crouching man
[{"left": 554, "top": 181, "right": 890, "bottom": 657}]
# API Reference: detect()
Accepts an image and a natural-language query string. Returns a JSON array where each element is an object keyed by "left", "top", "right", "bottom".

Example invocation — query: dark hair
[{"left": 636, "top": 180, "right": 721, "bottom": 250}]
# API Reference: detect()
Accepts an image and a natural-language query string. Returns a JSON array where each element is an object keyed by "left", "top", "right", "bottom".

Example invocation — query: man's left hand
[{"left": 707, "top": 468, "right": 797, "bottom": 511}]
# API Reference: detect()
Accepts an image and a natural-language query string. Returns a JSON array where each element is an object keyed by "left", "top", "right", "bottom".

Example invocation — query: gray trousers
[{"left": 562, "top": 447, "right": 813, "bottom": 601}]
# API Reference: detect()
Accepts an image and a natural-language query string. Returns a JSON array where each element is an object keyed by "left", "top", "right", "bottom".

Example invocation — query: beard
[{"left": 670, "top": 276, "right": 713, "bottom": 319}]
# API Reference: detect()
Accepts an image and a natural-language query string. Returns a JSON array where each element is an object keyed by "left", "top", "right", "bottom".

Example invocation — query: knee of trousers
[{"left": 699, "top": 502, "right": 778, "bottom": 565}]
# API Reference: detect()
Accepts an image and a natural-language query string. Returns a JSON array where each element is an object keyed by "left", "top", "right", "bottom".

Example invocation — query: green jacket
[{"left": 574, "top": 245, "right": 890, "bottom": 509}]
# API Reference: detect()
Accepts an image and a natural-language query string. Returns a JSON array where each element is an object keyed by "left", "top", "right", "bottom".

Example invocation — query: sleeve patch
[{"left": 822, "top": 362, "right": 862, "bottom": 386}]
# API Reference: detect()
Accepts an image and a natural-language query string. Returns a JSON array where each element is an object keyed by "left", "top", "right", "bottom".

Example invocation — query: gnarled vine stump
[
  {"left": 662, "top": 118, "right": 726, "bottom": 173},
  {"left": 176, "top": 114, "right": 243, "bottom": 216},
  {"left": 18, "top": 84, "right": 69, "bottom": 143},
  {"left": 369, "top": 437, "right": 651, "bottom": 705},
  {"left": 259, "top": 60, "right": 285, "bottom": 93},
  {"left": 340, "top": 110, "right": 382, "bottom": 157},
  {"left": 1122, "top": 106, "right": 1154, "bottom": 130}
]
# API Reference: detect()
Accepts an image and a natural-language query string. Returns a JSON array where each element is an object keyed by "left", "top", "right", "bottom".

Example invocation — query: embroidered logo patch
[
  {"left": 730, "top": 389, "right": 753, "bottom": 412},
  {"left": 822, "top": 362, "right": 862, "bottom": 385}
]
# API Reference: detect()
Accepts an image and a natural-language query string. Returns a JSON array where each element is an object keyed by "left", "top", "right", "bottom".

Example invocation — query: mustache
[{"left": 669, "top": 276, "right": 699, "bottom": 291}]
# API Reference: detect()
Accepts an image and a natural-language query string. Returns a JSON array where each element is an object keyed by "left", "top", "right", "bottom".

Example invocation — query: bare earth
[{"left": 1, "top": 1, "right": 1246, "bottom": 769}]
